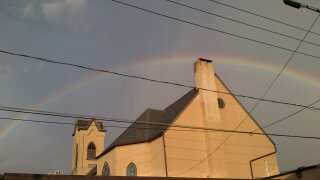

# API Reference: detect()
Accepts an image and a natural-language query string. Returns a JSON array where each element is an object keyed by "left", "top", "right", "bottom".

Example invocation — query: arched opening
[
  {"left": 102, "top": 162, "right": 110, "bottom": 176},
  {"left": 87, "top": 142, "right": 96, "bottom": 159},
  {"left": 126, "top": 162, "right": 137, "bottom": 176}
]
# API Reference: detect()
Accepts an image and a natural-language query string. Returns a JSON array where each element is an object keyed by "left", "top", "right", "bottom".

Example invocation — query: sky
[{"left": 0, "top": 0, "right": 319, "bottom": 175}]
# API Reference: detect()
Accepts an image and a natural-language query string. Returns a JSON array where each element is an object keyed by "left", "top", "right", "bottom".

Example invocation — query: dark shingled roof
[
  {"left": 72, "top": 119, "right": 105, "bottom": 136},
  {"left": 96, "top": 88, "right": 198, "bottom": 158}
]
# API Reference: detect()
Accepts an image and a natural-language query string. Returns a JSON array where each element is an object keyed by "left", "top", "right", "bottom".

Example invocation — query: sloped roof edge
[
  {"left": 214, "top": 73, "right": 276, "bottom": 145},
  {"left": 96, "top": 89, "right": 198, "bottom": 159},
  {"left": 72, "top": 118, "right": 106, "bottom": 136}
]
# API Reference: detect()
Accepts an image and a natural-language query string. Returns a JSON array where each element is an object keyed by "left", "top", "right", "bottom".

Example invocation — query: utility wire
[
  {"left": 208, "top": 0, "right": 320, "bottom": 36},
  {"left": 175, "top": 9, "right": 320, "bottom": 177},
  {"left": 0, "top": 105, "right": 308, "bottom": 134},
  {"left": 249, "top": 13, "right": 320, "bottom": 132},
  {"left": 165, "top": 0, "right": 320, "bottom": 122},
  {"left": 0, "top": 106, "right": 137, "bottom": 125},
  {"left": 0, "top": 2, "right": 319, "bottom": 109},
  {"left": 0, "top": 0, "right": 317, "bottom": 136},
  {"left": 109, "top": 0, "right": 320, "bottom": 62},
  {"left": 0, "top": 0, "right": 317, "bottom": 173},
  {"left": 1, "top": 116, "right": 320, "bottom": 140},
  {"left": 166, "top": 0, "right": 320, "bottom": 48},
  {"left": 253, "top": 97, "right": 320, "bottom": 132},
  {"left": 108, "top": 0, "right": 320, "bottom": 174},
  {"left": 0, "top": 116, "right": 195, "bottom": 132},
  {"left": 0, "top": 50, "right": 319, "bottom": 110}
]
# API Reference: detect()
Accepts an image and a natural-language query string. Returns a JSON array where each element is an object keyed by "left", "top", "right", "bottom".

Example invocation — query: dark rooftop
[
  {"left": 198, "top": 58, "right": 213, "bottom": 63},
  {"left": 96, "top": 88, "right": 198, "bottom": 158},
  {"left": 72, "top": 119, "right": 106, "bottom": 136}
]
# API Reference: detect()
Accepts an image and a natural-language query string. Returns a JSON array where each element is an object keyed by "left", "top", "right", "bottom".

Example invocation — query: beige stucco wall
[
  {"left": 150, "top": 137, "right": 166, "bottom": 176},
  {"left": 115, "top": 143, "right": 151, "bottom": 176},
  {"left": 215, "top": 76, "right": 279, "bottom": 178},
  {"left": 96, "top": 137, "right": 166, "bottom": 176},
  {"left": 72, "top": 121, "right": 105, "bottom": 175},
  {"left": 97, "top": 143, "right": 150, "bottom": 176},
  {"left": 162, "top": 73, "right": 279, "bottom": 179},
  {"left": 251, "top": 153, "right": 279, "bottom": 178},
  {"left": 165, "top": 95, "right": 210, "bottom": 178},
  {"left": 96, "top": 147, "right": 116, "bottom": 176}
]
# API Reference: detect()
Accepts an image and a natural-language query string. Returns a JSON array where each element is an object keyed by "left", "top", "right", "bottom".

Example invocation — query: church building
[{"left": 71, "top": 58, "right": 279, "bottom": 179}]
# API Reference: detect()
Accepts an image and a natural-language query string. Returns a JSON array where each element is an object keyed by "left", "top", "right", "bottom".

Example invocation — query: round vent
[{"left": 218, "top": 98, "right": 225, "bottom": 109}]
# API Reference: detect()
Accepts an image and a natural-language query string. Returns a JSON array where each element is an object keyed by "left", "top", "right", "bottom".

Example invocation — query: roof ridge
[{"left": 72, "top": 119, "right": 106, "bottom": 136}]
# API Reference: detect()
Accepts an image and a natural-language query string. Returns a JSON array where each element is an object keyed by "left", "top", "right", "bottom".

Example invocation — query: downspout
[
  {"left": 162, "top": 133, "right": 168, "bottom": 177},
  {"left": 82, "top": 134, "right": 85, "bottom": 170},
  {"left": 250, "top": 146, "right": 277, "bottom": 179}
]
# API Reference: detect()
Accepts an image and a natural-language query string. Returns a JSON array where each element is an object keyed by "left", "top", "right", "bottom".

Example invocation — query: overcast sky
[{"left": 0, "top": 0, "right": 319, "bottom": 175}]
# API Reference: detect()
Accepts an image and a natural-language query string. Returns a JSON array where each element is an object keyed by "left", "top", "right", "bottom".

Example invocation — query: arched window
[
  {"left": 75, "top": 144, "right": 78, "bottom": 167},
  {"left": 126, "top": 162, "right": 137, "bottom": 176},
  {"left": 102, "top": 162, "right": 110, "bottom": 176},
  {"left": 87, "top": 142, "right": 96, "bottom": 159}
]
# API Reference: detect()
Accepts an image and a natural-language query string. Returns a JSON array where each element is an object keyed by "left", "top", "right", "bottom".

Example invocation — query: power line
[
  {"left": 108, "top": 0, "right": 320, "bottom": 174},
  {"left": 246, "top": 13, "right": 320, "bottom": 125},
  {"left": 174, "top": 8, "right": 320, "bottom": 177},
  {"left": 166, "top": 0, "right": 320, "bottom": 48},
  {"left": 0, "top": 2, "right": 318, "bottom": 110},
  {"left": 0, "top": 50, "right": 319, "bottom": 110},
  {"left": 250, "top": 13, "right": 320, "bottom": 132},
  {"left": 1, "top": 116, "right": 320, "bottom": 140},
  {"left": 0, "top": 105, "right": 135, "bottom": 125},
  {"left": 253, "top": 97, "right": 320, "bottom": 132},
  {"left": 0, "top": 116, "right": 192, "bottom": 132},
  {"left": 243, "top": 13, "right": 320, "bottom": 131},
  {"left": 109, "top": 0, "right": 320, "bottom": 62},
  {"left": 208, "top": 0, "right": 320, "bottom": 37},
  {"left": 0, "top": 0, "right": 317, "bottom": 133}
]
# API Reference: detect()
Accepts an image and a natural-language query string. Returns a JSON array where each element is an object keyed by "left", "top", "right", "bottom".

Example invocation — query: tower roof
[{"left": 72, "top": 118, "right": 106, "bottom": 136}]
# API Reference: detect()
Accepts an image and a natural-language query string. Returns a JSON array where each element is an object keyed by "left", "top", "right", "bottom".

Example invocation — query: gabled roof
[
  {"left": 96, "top": 73, "right": 276, "bottom": 159},
  {"left": 96, "top": 88, "right": 198, "bottom": 158},
  {"left": 214, "top": 74, "right": 275, "bottom": 145},
  {"left": 72, "top": 119, "right": 106, "bottom": 136}
]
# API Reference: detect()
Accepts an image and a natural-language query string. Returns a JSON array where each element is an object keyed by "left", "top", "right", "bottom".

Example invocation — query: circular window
[{"left": 218, "top": 98, "right": 225, "bottom": 109}]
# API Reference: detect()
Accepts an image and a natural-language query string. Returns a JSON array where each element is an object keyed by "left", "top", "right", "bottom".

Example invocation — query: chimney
[
  {"left": 194, "top": 58, "right": 221, "bottom": 122},
  {"left": 194, "top": 59, "right": 227, "bottom": 177}
]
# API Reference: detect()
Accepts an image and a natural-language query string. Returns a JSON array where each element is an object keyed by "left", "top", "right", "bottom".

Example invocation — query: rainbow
[{"left": 1, "top": 55, "right": 319, "bottom": 140}]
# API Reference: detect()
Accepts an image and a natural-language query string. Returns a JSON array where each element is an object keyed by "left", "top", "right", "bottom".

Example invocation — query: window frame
[
  {"left": 126, "top": 162, "right": 137, "bottom": 176},
  {"left": 102, "top": 162, "right": 111, "bottom": 176},
  {"left": 87, "top": 142, "right": 96, "bottom": 159}
]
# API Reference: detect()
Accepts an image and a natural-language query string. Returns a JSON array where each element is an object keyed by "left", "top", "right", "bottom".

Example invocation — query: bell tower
[{"left": 72, "top": 118, "right": 106, "bottom": 175}]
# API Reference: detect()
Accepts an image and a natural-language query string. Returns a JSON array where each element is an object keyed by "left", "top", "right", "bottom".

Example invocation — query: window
[
  {"left": 75, "top": 144, "right": 78, "bottom": 167},
  {"left": 102, "top": 162, "right": 110, "bottom": 176},
  {"left": 126, "top": 162, "right": 137, "bottom": 176},
  {"left": 87, "top": 142, "right": 96, "bottom": 159},
  {"left": 218, "top": 98, "right": 225, "bottom": 109}
]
